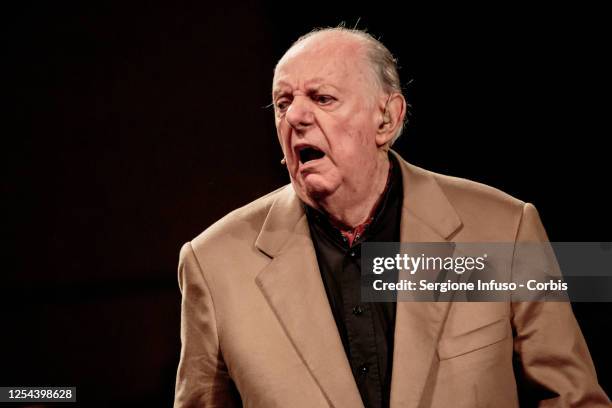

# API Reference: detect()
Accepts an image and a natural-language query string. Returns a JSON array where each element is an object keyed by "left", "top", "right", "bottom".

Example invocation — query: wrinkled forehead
[{"left": 273, "top": 38, "right": 373, "bottom": 94}]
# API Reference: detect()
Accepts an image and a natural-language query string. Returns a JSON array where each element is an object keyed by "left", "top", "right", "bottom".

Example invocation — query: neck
[{"left": 316, "top": 152, "right": 390, "bottom": 228}]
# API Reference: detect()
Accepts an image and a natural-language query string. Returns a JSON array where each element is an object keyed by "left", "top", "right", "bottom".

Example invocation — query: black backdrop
[{"left": 4, "top": 1, "right": 610, "bottom": 406}]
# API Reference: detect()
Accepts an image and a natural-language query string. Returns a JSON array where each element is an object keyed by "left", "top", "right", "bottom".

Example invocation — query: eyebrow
[
  {"left": 272, "top": 79, "right": 340, "bottom": 99},
  {"left": 272, "top": 82, "right": 291, "bottom": 99}
]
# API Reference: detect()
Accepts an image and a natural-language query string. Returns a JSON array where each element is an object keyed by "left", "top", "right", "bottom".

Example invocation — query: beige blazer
[{"left": 174, "top": 152, "right": 609, "bottom": 407}]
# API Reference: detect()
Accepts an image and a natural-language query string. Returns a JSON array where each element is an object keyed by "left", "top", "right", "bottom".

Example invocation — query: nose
[{"left": 285, "top": 95, "right": 314, "bottom": 131}]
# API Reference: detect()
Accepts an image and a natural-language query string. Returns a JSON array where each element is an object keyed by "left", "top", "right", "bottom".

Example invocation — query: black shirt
[{"left": 305, "top": 154, "right": 403, "bottom": 408}]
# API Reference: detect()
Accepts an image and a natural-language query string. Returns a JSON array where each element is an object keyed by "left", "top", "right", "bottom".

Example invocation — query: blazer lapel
[
  {"left": 389, "top": 153, "right": 463, "bottom": 408},
  {"left": 255, "top": 186, "right": 364, "bottom": 408}
]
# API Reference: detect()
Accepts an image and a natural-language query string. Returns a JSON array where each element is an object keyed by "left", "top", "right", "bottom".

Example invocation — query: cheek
[
  {"left": 276, "top": 121, "right": 291, "bottom": 149},
  {"left": 327, "top": 106, "right": 376, "bottom": 148},
  {"left": 276, "top": 122, "right": 301, "bottom": 176},
  {"left": 330, "top": 123, "right": 375, "bottom": 158}
]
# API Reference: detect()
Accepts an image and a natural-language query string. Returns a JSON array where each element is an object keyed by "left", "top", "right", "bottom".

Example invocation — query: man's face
[{"left": 272, "top": 36, "right": 383, "bottom": 205}]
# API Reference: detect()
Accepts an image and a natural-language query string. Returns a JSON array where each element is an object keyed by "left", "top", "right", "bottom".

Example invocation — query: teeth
[{"left": 299, "top": 147, "right": 325, "bottom": 163}]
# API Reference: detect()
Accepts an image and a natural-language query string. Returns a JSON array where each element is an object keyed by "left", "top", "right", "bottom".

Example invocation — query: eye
[
  {"left": 275, "top": 98, "right": 291, "bottom": 112},
  {"left": 313, "top": 94, "right": 335, "bottom": 105}
]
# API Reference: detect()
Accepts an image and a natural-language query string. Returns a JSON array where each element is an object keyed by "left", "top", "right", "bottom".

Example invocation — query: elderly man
[{"left": 174, "top": 28, "right": 608, "bottom": 408}]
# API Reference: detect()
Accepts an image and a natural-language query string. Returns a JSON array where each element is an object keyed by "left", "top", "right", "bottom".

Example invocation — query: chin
[{"left": 300, "top": 174, "right": 339, "bottom": 200}]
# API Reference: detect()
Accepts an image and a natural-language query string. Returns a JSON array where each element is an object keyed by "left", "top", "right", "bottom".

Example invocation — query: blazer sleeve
[
  {"left": 510, "top": 203, "right": 610, "bottom": 406},
  {"left": 174, "top": 242, "right": 242, "bottom": 408}
]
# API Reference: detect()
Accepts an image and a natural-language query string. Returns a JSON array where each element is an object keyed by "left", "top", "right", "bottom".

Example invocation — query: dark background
[{"left": 3, "top": 1, "right": 610, "bottom": 406}]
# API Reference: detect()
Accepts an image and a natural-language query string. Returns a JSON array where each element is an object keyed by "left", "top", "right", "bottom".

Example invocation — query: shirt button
[
  {"left": 359, "top": 364, "right": 369, "bottom": 375},
  {"left": 352, "top": 305, "right": 364, "bottom": 316},
  {"left": 349, "top": 251, "right": 356, "bottom": 257}
]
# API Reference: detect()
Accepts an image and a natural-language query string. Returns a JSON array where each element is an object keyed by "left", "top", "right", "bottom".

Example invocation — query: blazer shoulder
[
  {"left": 396, "top": 154, "right": 526, "bottom": 215},
  {"left": 433, "top": 171, "right": 525, "bottom": 210},
  {"left": 424, "top": 167, "right": 529, "bottom": 239},
  {"left": 190, "top": 184, "right": 290, "bottom": 253}
]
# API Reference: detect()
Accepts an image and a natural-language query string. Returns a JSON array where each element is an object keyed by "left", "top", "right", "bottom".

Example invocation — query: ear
[{"left": 375, "top": 92, "right": 406, "bottom": 147}]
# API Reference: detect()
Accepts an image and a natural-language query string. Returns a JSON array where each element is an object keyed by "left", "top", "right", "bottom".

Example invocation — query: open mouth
[{"left": 298, "top": 146, "right": 325, "bottom": 164}]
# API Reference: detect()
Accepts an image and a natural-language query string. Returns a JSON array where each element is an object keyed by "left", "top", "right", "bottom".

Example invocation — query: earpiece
[
  {"left": 380, "top": 112, "right": 391, "bottom": 129},
  {"left": 383, "top": 112, "right": 391, "bottom": 124}
]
